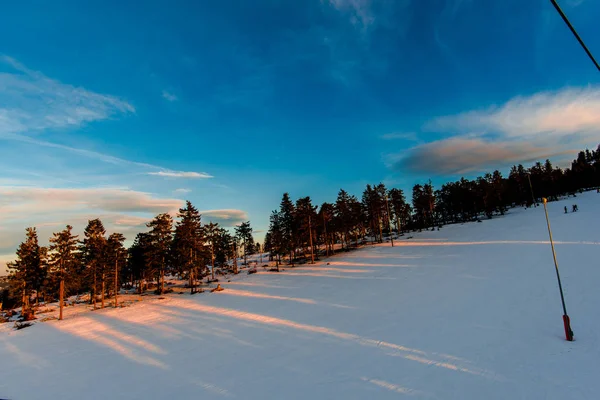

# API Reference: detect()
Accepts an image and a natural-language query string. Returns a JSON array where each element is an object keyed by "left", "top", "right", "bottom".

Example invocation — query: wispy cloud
[
  {"left": 326, "top": 0, "right": 375, "bottom": 28},
  {"left": 0, "top": 187, "right": 186, "bottom": 273},
  {"left": 380, "top": 132, "right": 418, "bottom": 141},
  {"left": 390, "top": 86, "right": 600, "bottom": 175},
  {"left": 148, "top": 171, "right": 213, "bottom": 179},
  {"left": 324, "top": 0, "right": 412, "bottom": 32},
  {"left": 162, "top": 90, "right": 178, "bottom": 102},
  {"left": 0, "top": 56, "right": 214, "bottom": 178},
  {"left": 0, "top": 55, "right": 134, "bottom": 135},
  {"left": 0, "top": 187, "right": 183, "bottom": 218},
  {"left": 200, "top": 209, "right": 248, "bottom": 227},
  {"left": 2, "top": 132, "right": 158, "bottom": 169},
  {"left": 174, "top": 188, "right": 191, "bottom": 194},
  {"left": 389, "top": 137, "right": 575, "bottom": 175},
  {"left": 428, "top": 86, "right": 600, "bottom": 139}
]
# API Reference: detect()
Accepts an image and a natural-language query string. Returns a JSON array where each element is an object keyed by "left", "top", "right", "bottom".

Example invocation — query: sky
[{"left": 1, "top": 0, "right": 600, "bottom": 273}]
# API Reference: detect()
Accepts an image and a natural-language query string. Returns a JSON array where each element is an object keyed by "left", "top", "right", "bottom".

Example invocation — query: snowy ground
[{"left": 1, "top": 192, "right": 599, "bottom": 399}]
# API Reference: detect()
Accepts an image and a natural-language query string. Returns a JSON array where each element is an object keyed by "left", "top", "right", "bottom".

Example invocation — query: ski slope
[{"left": 1, "top": 192, "right": 599, "bottom": 399}]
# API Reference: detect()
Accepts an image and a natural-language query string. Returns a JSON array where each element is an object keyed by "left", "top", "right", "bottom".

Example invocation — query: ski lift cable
[{"left": 550, "top": 0, "right": 600, "bottom": 72}]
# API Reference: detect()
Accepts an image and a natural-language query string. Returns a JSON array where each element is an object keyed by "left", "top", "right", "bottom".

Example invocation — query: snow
[{"left": 1, "top": 192, "right": 599, "bottom": 399}]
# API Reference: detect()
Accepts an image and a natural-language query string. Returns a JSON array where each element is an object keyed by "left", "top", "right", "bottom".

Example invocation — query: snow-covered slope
[{"left": 1, "top": 192, "right": 599, "bottom": 399}]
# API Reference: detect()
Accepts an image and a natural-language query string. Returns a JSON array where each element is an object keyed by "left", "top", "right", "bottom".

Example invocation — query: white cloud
[
  {"left": 162, "top": 90, "right": 178, "bottom": 102},
  {"left": 200, "top": 209, "right": 249, "bottom": 227},
  {"left": 0, "top": 57, "right": 209, "bottom": 177},
  {"left": 389, "top": 137, "right": 576, "bottom": 175},
  {"left": 148, "top": 171, "right": 213, "bottom": 179},
  {"left": 0, "top": 55, "right": 134, "bottom": 135},
  {"left": 174, "top": 188, "right": 191, "bottom": 194},
  {"left": 428, "top": 86, "right": 600, "bottom": 140},
  {"left": 0, "top": 187, "right": 184, "bottom": 218},
  {"left": 0, "top": 186, "right": 187, "bottom": 274},
  {"left": 389, "top": 86, "right": 600, "bottom": 175}
]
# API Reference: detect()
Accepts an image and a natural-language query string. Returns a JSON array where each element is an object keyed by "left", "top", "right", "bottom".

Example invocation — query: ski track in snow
[{"left": 1, "top": 192, "right": 599, "bottom": 399}]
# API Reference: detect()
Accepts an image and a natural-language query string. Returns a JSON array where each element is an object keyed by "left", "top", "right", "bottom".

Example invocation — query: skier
[
  {"left": 564, "top": 206, "right": 568, "bottom": 214},
  {"left": 572, "top": 204, "right": 578, "bottom": 212}
]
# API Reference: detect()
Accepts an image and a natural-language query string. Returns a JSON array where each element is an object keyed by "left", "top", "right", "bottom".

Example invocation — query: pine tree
[
  {"left": 7, "top": 228, "right": 47, "bottom": 317},
  {"left": 389, "top": 188, "right": 407, "bottom": 233},
  {"left": 48, "top": 225, "right": 79, "bottom": 320},
  {"left": 128, "top": 232, "right": 152, "bottom": 294},
  {"left": 172, "top": 201, "right": 203, "bottom": 293},
  {"left": 81, "top": 219, "right": 107, "bottom": 309},
  {"left": 295, "top": 196, "right": 317, "bottom": 263},
  {"left": 147, "top": 213, "right": 173, "bottom": 295},
  {"left": 267, "top": 210, "right": 284, "bottom": 270},
  {"left": 362, "top": 184, "right": 386, "bottom": 243},
  {"left": 279, "top": 193, "right": 296, "bottom": 265},
  {"left": 318, "top": 203, "right": 335, "bottom": 256},
  {"left": 204, "top": 222, "right": 220, "bottom": 280},
  {"left": 235, "top": 221, "right": 254, "bottom": 267},
  {"left": 375, "top": 183, "right": 389, "bottom": 239},
  {"left": 336, "top": 189, "right": 353, "bottom": 249},
  {"left": 106, "top": 233, "right": 126, "bottom": 306},
  {"left": 214, "top": 227, "right": 233, "bottom": 268}
]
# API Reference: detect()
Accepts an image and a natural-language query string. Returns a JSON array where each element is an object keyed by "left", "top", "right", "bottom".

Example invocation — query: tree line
[
  {"left": 264, "top": 145, "right": 600, "bottom": 265},
  {"left": 3, "top": 144, "right": 599, "bottom": 318},
  {"left": 3, "top": 201, "right": 256, "bottom": 319}
]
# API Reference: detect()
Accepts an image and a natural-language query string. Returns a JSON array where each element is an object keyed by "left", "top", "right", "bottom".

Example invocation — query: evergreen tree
[
  {"left": 106, "top": 233, "right": 126, "bottom": 306},
  {"left": 81, "top": 219, "right": 106, "bottom": 309},
  {"left": 267, "top": 210, "right": 284, "bottom": 269},
  {"left": 7, "top": 227, "right": 47, "bottom": 316},
  {"left": 235, "top": 221, "right": 254, "bottom": 267},
  {"left": 389, "top": 188, "right": 407, "bottom": 233},
  {"left": 172, "top": 201, "right": 204, "bottom": 293},
  {"left": 127, "top": 232, "right": 152, "bottom": 294},
  {"left": 375, "top": 183, "right": 389, "bottom": 238},
  {"left": 279, "top": 193, "right": 296, "bottom": 265},
  {"left": 147, "top": 213, "right": 173, "bottom": 294},
  {"left": 318, "top": 202, "right": 335, "bottom": 256},
  {"left": 336, "top": 189, "right": 353, "bottom": 249},
  {"left": 204, "top": 222, "right": 220, "bottom": 280},
  {"left": 214, "top": 227, "right": 233, "bottom": 268},
  {"left": 48, "top": 225, "right": 79, "bottom": 320},
  {"left": 295, "top": 196, "right": 317, "bottom": 263}
]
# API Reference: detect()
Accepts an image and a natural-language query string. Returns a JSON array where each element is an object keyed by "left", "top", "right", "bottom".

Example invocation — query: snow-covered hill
[{"left": 1, "top": 192, "right": 599, "bottom": 399}]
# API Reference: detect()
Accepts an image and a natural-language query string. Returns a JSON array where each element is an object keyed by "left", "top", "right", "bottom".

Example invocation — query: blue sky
[{"left": 1, "top": 0, "right": 599, "bottom": 271}]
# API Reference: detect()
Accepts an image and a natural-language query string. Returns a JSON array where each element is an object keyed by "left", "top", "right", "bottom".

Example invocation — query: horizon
[{"left": 2, "top": 0, "right": 600, "bottom": 273}]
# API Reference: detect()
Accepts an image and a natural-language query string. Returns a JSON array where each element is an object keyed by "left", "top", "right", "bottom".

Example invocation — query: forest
[{"left": 2, "top": 144, "right": 599, "bottom": 319}]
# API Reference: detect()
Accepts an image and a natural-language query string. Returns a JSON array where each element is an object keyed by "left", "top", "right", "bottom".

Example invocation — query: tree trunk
[
  {"left": 101, "top": 271, "right": 105, "bottom": 309},
  {"left": 59, "top": 279, "right": 64, "bottom": 321},
  {"left": 160, "top": 269, "right": 165, "bottom": 295},
  {"left": 308, "top": 216, "right": 315, "bottom": 264},
  {"left": 211, "top": 245, "right": 215, "bottom": 280},
  {"left": 232, "top": 244, "right": 238, "bottom": 274},
  {"left": 21, "top": 282, "right": 26, "bottom": 314},
  {"left": 114, "top": 256, "right": 119, "bottom": 307},
  {"left": 189, "top": 247, "right": 195, "bottom": 295},
  {"left": 138, "top": 274, "right": 144, "bottom": 295},
  {"left": 93, "top": 265, "right": 97, "bottom": 310}
]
